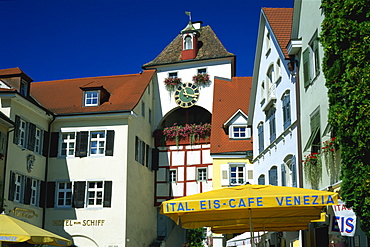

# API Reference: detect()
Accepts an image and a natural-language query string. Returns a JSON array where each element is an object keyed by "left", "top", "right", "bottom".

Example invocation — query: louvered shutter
[
  {"left": 103, "top": 181, "right": 112, "bottom": 208},
  {"left": 73, "top": 181, "right": 86, "bottom": 208},
  {"left": 220, "top": 164, "right": 229, "bottom": 186},
  {"left": 13, "top": 116, "right": 20, "bottom": 144},
  {"left": 8, "top": 171, "right": 15, "bottom": 201},
  {"left": 46, "top": 182, "right": 56, "bottom": 208},
  {"left": 105, "top": 130, "right": 115, "bottom": 156},
  {"left": 151, "top": 148, "right": 159, "bottom": 171},
  {"left": 49, "top": 132, "right": 59, "bottom": 157},
  {"left": 75, "top": 131, "right": 88, "bottom": 157},
  {"left": 268, "top": 167, "right": 278, "bottom": 186},
  {"left": 42, "top": 131, "right": 49, "bottom": 157},
  {"left": 303, "top": 48, "right": 311, "bottom": 87},
  {"left": 27, "top": 123, "right": 36, "bottom": 151},
  {"left": 24, "top": 177, "right": 32, "bottom": 205}
]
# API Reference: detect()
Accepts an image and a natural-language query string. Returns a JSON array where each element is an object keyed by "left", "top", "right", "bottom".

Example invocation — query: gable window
[
  {"left": 230, "top": 165, "right": 245, "bottom": 185},
  {"left": 282, "top": 91, "right": 291, "bottom": 130},
  {"left": 57, "top": 182, "right": 72, "bottom": 207},
  {"left": 58, "top": 130, "right": 114, "bottom": 157},
  {"left": 184, "top": 35, "right": 192, "bottom": 50},
  {"left": 169, "top": 170, "right": 177, "bottom": 183},
  {"left": 303, "top": 32, "right": 320, "bottom": 87},
  {"left": 84, "top": 90, "right": 99, "bottom": 106},
  {"left": 268, "top": 166, "right": 278, "bottom": 186},
  {"left": 231, "top": 126, "right": 251, "bottom": 139},
  {"left": 258, "top": 123, "right": 264, "bottom": 154},
  {"left": 197, "top": 168, "right": 207, "bottom": 182}
]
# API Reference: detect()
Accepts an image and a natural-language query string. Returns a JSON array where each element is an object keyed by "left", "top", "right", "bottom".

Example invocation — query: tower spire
[{"left": 185, "top": 11, "right": 191, "bottom": 21}]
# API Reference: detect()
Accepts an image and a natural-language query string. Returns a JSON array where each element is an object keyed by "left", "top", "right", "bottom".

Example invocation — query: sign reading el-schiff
[
  {"left": 330, "top": 200, "right": 357, "bottom": 237},
  {"left": 163, "top": 194, "right": 337, "bottom": 213}
]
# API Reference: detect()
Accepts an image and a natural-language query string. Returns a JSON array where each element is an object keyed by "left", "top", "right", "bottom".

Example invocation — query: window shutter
[
  {"left": 27, "top": 123, "right": 36, "bottom": 151},
  {"left": 268, "top": 167, "right": 278, "bottom": 186},
  {"left": 135, "top": 136, "right": 139, "bottom": 161},
  {"left": 303, "top": 48, "right": 311, "bottom": 87},
  {"left": 46, "top": 182, "right": 55, "bottom": 208},
  {"left": 13, "top": 116, "right": 20, "bottom": 145},
  {"left": 220, "top": 164, "right": 229, "bottom": 186},
  {"left": 42, "top": 131, "right": 49, "bottom": 157},
  {"left": 103, "top": 181, "right": 112, "bottom": 208},
  {"left": 145, "top": 144, "right": 150, "bottom": 167},
  {"left": 313, "top": 38, "right": 320, "bottom": 75},
  {"left": 151, "top": 148, "right": 159, "bottom": 171},
  {"left": 258, "top": 125, "right": 264, "bottom": 154},
  {"left": 8, "top": 171, "right": 15, "bottom": 201},
  {"left": 258, "top": 175, "right": 265, "bottom": 185},
  {"left": 73, "top": 181, "right": 86, "bottom": 208},
  {"left": 105, "top": 130, "right": 115, "bottom": 156},
  {"left": 75, "top": 131, "right": 88, "bottom": 157},
  {"left": 24, "top": 177, "right": 32, "bottom": 205},
  {"left": 292, "top": 156, "right": 297, "bottom": 187},
  {"left": 281, "top": 164, "right": 286, "bottom": 187},
  {"left": 49, "top": 132, "right": 59, "bottom": 157}
]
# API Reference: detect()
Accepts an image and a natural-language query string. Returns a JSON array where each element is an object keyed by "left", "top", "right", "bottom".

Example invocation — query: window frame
[
  {"left": 229, "top": 164, "right": 246, "bottom": 186},
  {"left": 197, "top": 168, "right": 207, "bottom": 182},
  {"left": 56, "top": 181, "right": 73, "bottom": 208},
  {"left": 86, "top": 181, "right": 104, "bottom": 208},
  {"left": 14, "top": 173, "right": 24, "bottom": 203},
  {"left": 169, "top": 169, "right": 177, "bottom": 183},
  {"left": 84, "top": 90, "right": 99, "bottom": 107},
  {"left": 168, "top": 72, "right": 178, "bottom": 79},
  {"left": 303, "top": 32, "right": 320, "bottom": 87},
  {"left": 230, "top": 125, "right": 250, "bottom": 139},
  {"left": 30, "top": 179, "right": 39, "bottom": 206},
  {"left": 197, "top": 68, "right": 207, "bottom": 74},
  {"left": 184, "top": 35, "right": 193, "bottom": 50}
]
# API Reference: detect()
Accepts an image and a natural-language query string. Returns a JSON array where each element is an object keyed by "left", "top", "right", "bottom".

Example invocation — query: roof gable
[
  {"left": 262, "top": 8, "right": 293, "bottom": 57},
  {"left": 143, "top": 25, "right": 234, "bottom": 67},
  {"left": 224, "top": 109, "right": 248, "bottom": 127},
  {"left": 30, "top": 70, "right": 155, "bottom": 115},
  {"left": 211, "top": 77, "right": 253, "bottom": 154}
]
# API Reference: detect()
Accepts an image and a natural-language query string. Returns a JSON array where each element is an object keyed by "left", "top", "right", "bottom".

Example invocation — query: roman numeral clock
[{"left": 174, "top": 82, "right": 200, "bottom": 108}]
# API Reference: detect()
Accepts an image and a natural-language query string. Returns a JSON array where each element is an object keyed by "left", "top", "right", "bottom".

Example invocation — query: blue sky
[{"left": 1, "top": 0, "right": 293, "bottom": 82}]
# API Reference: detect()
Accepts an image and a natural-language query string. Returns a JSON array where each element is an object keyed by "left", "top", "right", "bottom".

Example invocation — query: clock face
[{"left": 174, "top": 82, "right": 200, "bottom": 108}]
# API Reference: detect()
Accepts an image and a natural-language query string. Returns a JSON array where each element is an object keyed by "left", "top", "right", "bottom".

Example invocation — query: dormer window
[
  {"left": 230, "top": 125, "right": 251, "bottom": 139},
  {"left": 20, "top": 79, "right": 28, "bottom": 97},
  {"left": 84, "top": 90, "right": 99, "bottom": 106},
  {"left": 184, "top": 35, "right": 192, "bottom": 50}
]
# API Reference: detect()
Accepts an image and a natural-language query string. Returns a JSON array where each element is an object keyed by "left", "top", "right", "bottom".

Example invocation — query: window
[
  {"left": 135, "top": 136, "right": 152, "bottom": 169},
  {"left": 169, "top": 170, "right": 177, "bottom": 183},
  {"left": 57, "top": 182, "right": 72, "bottom": 207},
  {"left": 258, "top": 175, "right": 265, "bottom": 185},
  {"left": 20, "top": 79, "right": 28, "bottom": 97},
  {"left": 304, "top": 110, "right": 321, "bottom": 153},
  {"left": 197, "top": 168, "right": 207, "bottom": 182},
  {"left": 197, "top": 68, "right": 207, "bottom": 74},
  {"left": 90, "top": 131, "right": 106, "bottom": 155},
  {"left": 260, "top": 81, "right": 265, "bottom": 101},
  {"left": 267, "top": 108, "right": 276, "bottom": 143},
  {"left": 87, "top": 181, "right": 104, "bottom": 207},
  {"left": 14, "top": 116, "right": 45, "bottom": 154},
  {"left": 282, "top": 92, "right": 291, "bottom": 130},
  {"left": 59, "top": 130, "right": 114, "bottom": 157},
  {"left": 61, "top": 132, "right": 76, "bottom": 156},
  {"left": 258, "top": 123, "right": 264, "bottom": 153},
  {"left": 231, "top": 126, "right": 250, "bottom": 139},
  {"left": 141, "top": 101, "right": 145, "bottom": 117},
  {"left": 30, "top": 179, "right": 39, "bottom": 206},
  {"left": 268, "top": 166, "right": 278, "bottom": 186},
  {"left": 267, "top": 65, "right": 274, "bottom": 87},
  {"left": 303, "top": 32, "right": 320, "bottom": 87},
  {"left": 281, "top": 155, "right": 297, "bottom": 187},
  {"left": 14, "top": 174, "right": 24, "bottom": 203},
  {"left": 84, "top": 91, "right": 99, "bottom": 106},
  {"left": 276, "top": 59, "right": 281, "bottom": 82},
  {"left": 230, "top": 165, "right": 245, "bottom": 185},
  {"left": 265, "top": 30, "right": 271, "bottom": 55},
  {"left": 169, "top": 72, "right": 178, "bottom": 78},
  {"left": 184, "top": 35, "right": 192, "bottom": 50}
]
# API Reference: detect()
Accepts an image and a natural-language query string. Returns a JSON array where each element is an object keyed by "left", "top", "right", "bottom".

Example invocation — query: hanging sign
[{"left": 330, "top": 199, "right": 356, "bottom": 237}]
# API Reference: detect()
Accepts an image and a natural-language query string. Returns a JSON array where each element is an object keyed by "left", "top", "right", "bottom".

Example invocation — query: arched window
[
  {"left": 282, "top": 155, "right": 297, "bottom": 187},
  {"left": 258, "top": 174, "right": 265, "bottom": 185},
  {"left": 184, "top": 35, "right": 192, "bottom": 50},
  {"left": 268, "top": 166, "right": 278, "bottom": 186}
]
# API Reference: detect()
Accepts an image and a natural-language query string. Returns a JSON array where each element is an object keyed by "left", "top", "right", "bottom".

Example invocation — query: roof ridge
[{"left": 34, "top": 72, "right": 142, "bottom": 83}]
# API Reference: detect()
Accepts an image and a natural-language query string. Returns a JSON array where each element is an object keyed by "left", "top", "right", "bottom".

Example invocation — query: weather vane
[{"left": 185, "top": 11, "right": 191, "bottom": 21}]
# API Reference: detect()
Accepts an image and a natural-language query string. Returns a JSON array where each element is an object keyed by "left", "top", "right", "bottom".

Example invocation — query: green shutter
[
  {"left": 105, "top": 130, "right": 115, "bottom": 156},
  {"left": 75, "top": 131, "right": 88, "bottom": 157},
  {"left": 24, "top": 177, "right": 32, "bottom": 205},
  {"left": 27, "top": 123, "right": 36, "bottom": 151},
  {"left": 103, "top": 181, "right": 112, "bottom": 208},
  {"left": 13, "top": 116, "right": 20, "bottom": 144},
  {"left": 73, "top": 181, "right": 86, "bottom": 208},
  {"left": 303, "top": 48, "right": 311, "bottom": 87}
]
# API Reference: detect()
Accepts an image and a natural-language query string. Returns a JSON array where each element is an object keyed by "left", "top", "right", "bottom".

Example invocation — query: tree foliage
[
  {"left": 320, "top": 0, "right": 370, "bottom": 236},
  {"left": 187, "top": 228, "right": 205, "bottom": 247}
]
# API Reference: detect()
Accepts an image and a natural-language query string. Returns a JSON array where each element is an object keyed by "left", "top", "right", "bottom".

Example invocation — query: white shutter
[{"left": 221, "top": 164, "right": 230, "bottom": 186}]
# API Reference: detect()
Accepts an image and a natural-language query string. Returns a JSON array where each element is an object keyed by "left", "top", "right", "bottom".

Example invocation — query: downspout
[
  {"left": 42, "top": 114, "right": 55, "bottom": 228},
  {"left": 1, "top": 128, "right": 14, "bottom": 212},
  {"left": 289, "top": 56, "right": 303, "bottom": 188}
]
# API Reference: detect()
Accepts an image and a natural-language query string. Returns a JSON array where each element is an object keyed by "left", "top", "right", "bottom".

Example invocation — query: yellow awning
[{"left": 161, "top": 184, "right": 338, "bottom": 232}]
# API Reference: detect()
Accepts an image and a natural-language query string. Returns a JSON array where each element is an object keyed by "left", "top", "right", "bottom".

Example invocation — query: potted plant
[
  {"left": 164, "top": 77, "right": 182, "bottom": 92},
  {"left": 192, "top": 73, "right": 211, "bottom": 86},
  {"left": 303, "top": 152, "right": 322, "bottom": 189}
]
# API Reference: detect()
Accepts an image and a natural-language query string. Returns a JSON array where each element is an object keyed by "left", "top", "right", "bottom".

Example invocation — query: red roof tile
[
  {"left": 30, "top": 70, "right": 156, "bottom": 115},
  {"left": 262, "top": 8, "right": 293, "bottom": 57},
  {"left": 210, "top": 77, "right": 253, "bottom": 154}
]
